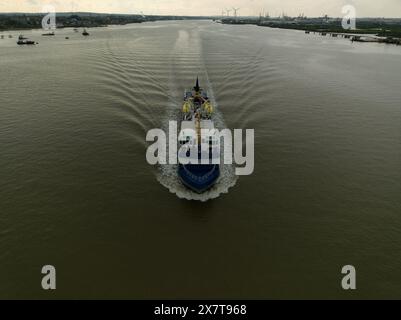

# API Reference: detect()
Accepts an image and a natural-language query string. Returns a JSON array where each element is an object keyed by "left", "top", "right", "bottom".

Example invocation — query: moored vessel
[{"left": 17, "top": 39, "right": 36, "bottom": 45}]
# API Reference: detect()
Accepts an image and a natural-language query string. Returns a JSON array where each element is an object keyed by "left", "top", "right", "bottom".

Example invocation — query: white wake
[{"left": 156, "top": 28, "right": 238, "bottom": 201}]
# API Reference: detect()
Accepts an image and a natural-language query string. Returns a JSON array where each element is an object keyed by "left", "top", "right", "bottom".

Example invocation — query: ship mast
[{"left": 194, "top": 77, "right": 200, "bottom": 92}]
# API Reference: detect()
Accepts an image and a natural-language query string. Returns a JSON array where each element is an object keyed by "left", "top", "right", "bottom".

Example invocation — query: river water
[{"left": 0, "top": 20, "right": 400, "bottom": 299}]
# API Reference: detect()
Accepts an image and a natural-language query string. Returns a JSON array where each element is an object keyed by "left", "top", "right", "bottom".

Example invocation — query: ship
[
  {"left": 178, "top": 78, "right": 220, "bottom": 193},
  {"left": 17, "top": 39, "right": 36, "bottom": 45},
  {"left": 82, "top": 29, "right": 90, "bottom": 36},
  {"left": 17, "top": 34, "right": 35, "bottom": 45}
]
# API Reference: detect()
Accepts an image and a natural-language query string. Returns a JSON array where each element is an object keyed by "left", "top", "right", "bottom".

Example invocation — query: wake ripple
[{"left": 157, "top": 28, "right": 238, "bottom": 201}]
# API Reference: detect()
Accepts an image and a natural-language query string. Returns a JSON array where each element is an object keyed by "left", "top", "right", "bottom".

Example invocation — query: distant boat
[
  {"left": 1, "top": 35, "right": 4, "bottom": 39},
  {"left": 42, "top": 31, "right": 55, "bottom": 36},
  {"left": 8, "top": 35, "right": 13, "bottom": 38},
  {"left": 82, "top": 29, "right": 90, "bottom": 36},
  {"left": 18, "top": 35, "right": 27, "bottom": 40},
  {"left": 74, "top": 28, "right": 79, "bottom": 32},
  {"left": 17, "top": 39, "right": 36, "bottom": 45},
  {"left": 65, "top": 37, "right": 69, "bottom": 40}
]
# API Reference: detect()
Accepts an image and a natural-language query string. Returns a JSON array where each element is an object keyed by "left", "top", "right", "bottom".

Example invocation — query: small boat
[
  {"left": 82, "top": 29, "right": 90, "bottom": 36},
  {"left": 65, "top": 37, "right": 69, "bottom": 40},
  {"left": 17, "top": 39, "right": 36, "bottom": 45},
  {"left": 8, "top": 35, "right": 13, "bottom": 38},
  {"left": 0, "top": 35, "right": 4, "bottom": 39},
  {"left": 18, "top": 35, "right": 28, "bottom": 40},
  {"left": 178, "top": 78, "right": 220, "bottom": 193},
  {"left": 42, "top": 31, "right": 55, "bottom": 36},
  {"left": 74, "top": 28, "right": 79, "bottom": 32}
]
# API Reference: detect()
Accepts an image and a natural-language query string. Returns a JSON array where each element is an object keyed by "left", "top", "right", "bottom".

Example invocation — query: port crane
[{"left": 232, "top": 7, "right": 240, "bottom": 18}]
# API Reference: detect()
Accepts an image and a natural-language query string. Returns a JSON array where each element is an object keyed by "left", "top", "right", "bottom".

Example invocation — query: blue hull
[{"left": 178, "top": 164, "right": 220, "bottom": 193}]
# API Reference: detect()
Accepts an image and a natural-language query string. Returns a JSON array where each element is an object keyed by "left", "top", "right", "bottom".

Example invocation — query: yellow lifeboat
[
  {"left": 203, "top": 101, "right": 213, "bottom": 114},
  {"left": 182, "top": 101, "right": 191, "bottom": 113}
]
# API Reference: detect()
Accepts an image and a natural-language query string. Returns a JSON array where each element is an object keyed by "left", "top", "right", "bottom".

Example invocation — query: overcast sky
[{"left": 0, "top": 0, "right": 400, "bottom": 17}]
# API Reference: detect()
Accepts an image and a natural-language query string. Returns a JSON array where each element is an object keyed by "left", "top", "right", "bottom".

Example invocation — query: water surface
[{"left": 0, "top": 21, "right": 400, "bottom": 299}]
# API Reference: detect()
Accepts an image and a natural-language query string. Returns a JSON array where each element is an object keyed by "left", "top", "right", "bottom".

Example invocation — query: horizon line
[{"left": 0, "top": 11, "right": 401, "bottom": 19}]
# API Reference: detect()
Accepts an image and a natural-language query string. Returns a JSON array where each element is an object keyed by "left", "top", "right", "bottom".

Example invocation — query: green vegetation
[
  {"left": 0, "top": 13, "right": 212, "bottom": 31},
  {"left": 222, "top": 17, "right": 401, "bottom": 38}
]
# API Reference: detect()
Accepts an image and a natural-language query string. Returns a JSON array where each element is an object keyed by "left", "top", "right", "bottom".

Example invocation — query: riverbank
[
  {"left": 0, "top": 12, "right": 212, "bottom": 31},
  {"left": 220, "top": 17, "right": 401, "bottom": 45}
]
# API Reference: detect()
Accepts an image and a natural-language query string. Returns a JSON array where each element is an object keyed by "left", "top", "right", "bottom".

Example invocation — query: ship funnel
[{"left": 194, "top": 77, "right": 200, "bottom": 92}]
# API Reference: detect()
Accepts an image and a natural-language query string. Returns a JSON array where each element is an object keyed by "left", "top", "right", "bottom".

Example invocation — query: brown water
[{"left": 0, "top": 20, "right": 400, "bottom": 299}]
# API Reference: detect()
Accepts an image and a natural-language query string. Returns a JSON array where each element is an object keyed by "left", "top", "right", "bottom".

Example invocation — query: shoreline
[
  {"left": 0, "top": 13, "right": 213, "bottom": 32},
  {"left": 0, "top": 20, "right": 210, "bottom": 33},
  {"left": 219, "top": 18, "right": 401, "bottom": 46}
]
